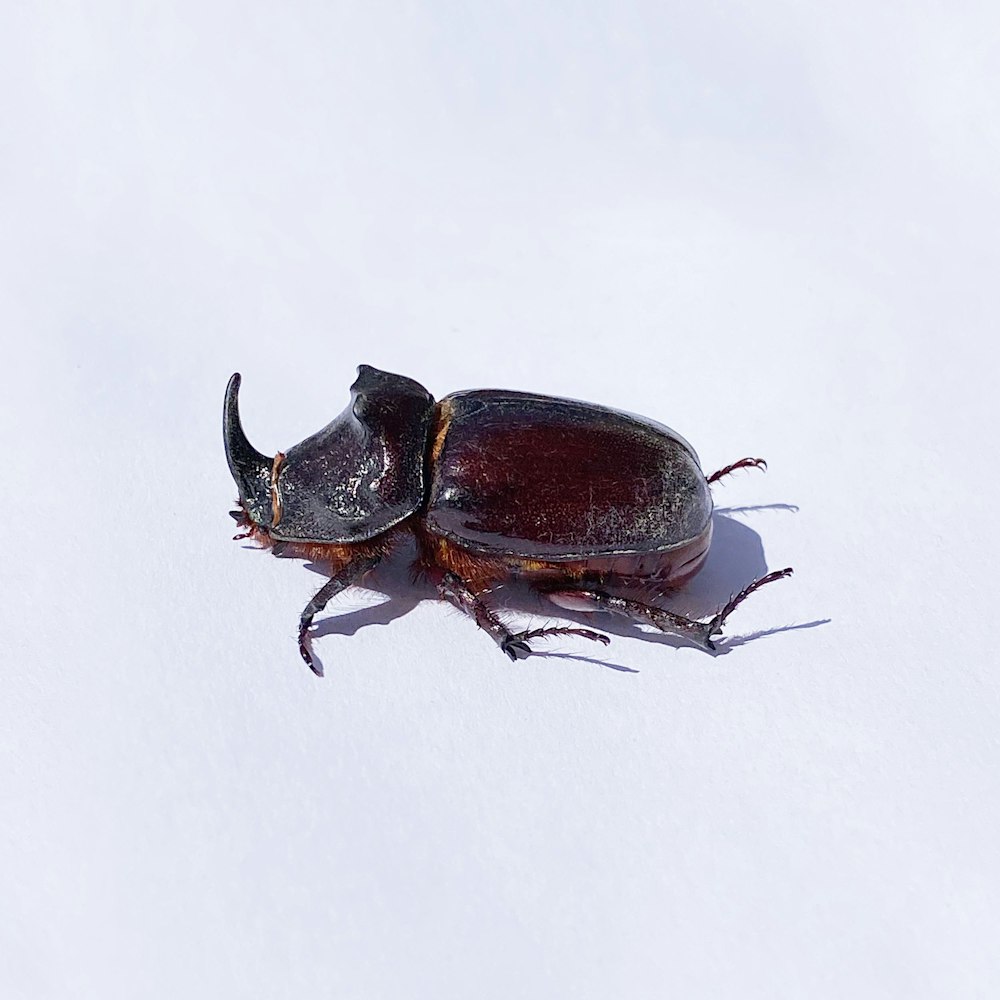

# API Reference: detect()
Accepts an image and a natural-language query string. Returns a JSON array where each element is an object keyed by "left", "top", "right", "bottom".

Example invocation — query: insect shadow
[{"left": 287, "top": 505, "right": 826, "bottom": 674}]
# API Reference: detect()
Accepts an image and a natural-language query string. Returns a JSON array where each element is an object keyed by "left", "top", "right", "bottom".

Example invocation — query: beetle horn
[{"left": 223, "top": 373, "right": 274, "bottom": 527}]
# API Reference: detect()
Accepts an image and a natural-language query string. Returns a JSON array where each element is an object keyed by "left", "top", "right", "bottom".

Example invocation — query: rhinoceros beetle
[{"left": 224, "top": 366, "right": 792, "bottom": 675}]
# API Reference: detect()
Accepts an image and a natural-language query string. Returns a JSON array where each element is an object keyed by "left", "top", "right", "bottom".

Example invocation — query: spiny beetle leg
[
  {"left": 549, "top": 590, "right": 717, "bottom": 649},
  {"left": 547, "top": 567, "right": 793, "bottom": 651},
  {"left": 703, "top": 567, "right": 794, "bottom": 648},
  {"left": 438, "top": 572, "right": 610, "bottom": 660},
  {"left": 297, "top": 553, "right": 382, "bottom": 677},
  {"left": 504, "top": 625, "right": 611, "bottom": 660},
  {"left": 438, "top": 572, "right": 517, "bottom": 657},
  {"left": 707, "top": 457, "right": 767, "bottom": 485}
]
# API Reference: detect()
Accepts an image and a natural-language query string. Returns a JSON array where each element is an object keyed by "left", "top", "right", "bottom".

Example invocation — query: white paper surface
[{"left": 3, "top": 3, "right": 998, "bottom": 997}]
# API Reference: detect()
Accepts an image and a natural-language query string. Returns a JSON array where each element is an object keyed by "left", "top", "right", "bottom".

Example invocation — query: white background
[{"left": 3, "top": 2, "right": 999, "bottom": 997}]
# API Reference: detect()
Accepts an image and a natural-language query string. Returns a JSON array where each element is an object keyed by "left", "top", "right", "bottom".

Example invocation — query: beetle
[{"left": 224, "top": 365, "right": 792, "bottom": 675}]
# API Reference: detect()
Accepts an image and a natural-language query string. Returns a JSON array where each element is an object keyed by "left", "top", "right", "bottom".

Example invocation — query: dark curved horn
[{"left": 223, "top": 373, "right": 274, "bottom": 526}]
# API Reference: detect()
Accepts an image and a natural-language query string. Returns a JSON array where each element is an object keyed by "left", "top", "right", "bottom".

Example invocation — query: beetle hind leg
[
  {"left": 438, "top": 572, "right": 609, "bottom": 660},
  {"left": 505, "top": 624, "right": 611, "bottom": 659},
  {"left": 547, "top": 567, "right": 793, "bottom": 651},
  {"left": 707, "top": 457, "right": 767, "bottom": 485},
  {"left": 702, "top": 568, "right": 794, "bottom": 646}
]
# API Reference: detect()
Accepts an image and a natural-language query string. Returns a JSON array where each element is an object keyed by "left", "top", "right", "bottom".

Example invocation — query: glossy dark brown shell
[
  {"left": 423, "top": 390, "right": 713, "bottom": 560},
  {"left": 271, "top": 366, "right": 435, "bottom": 543}
]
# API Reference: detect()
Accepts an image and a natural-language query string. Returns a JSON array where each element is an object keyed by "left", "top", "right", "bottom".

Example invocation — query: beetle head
[{"left": 224, "top": 366, "right": 436, "bottom": 545}]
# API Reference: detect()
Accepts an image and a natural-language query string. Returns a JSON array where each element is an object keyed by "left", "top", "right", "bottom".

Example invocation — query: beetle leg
[
  {"left": 547, "top": 567, "right": 793, "bottom": 651},
  {"left": 438, "top": 572, "right": 609, "bottom": 660},
  {"left": 298, "top": 554, "right": 382, "bottom": 676},
  {"left": 700, "top": 568, "right": 794, "bottom": 644},
  {"left": 707, "top": 457, "right": 767, "bottom": 485}
]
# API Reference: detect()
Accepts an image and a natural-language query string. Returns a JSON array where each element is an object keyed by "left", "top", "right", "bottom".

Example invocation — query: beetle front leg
[
  {"left": 298, "top": 554, "right": 382, "bottom": 676},
  {"left": 438, "top": 572, "right": 609, "bottom": 660},
  {"left": 548, "top": 568, "right": 793, "bottom": 651}
]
